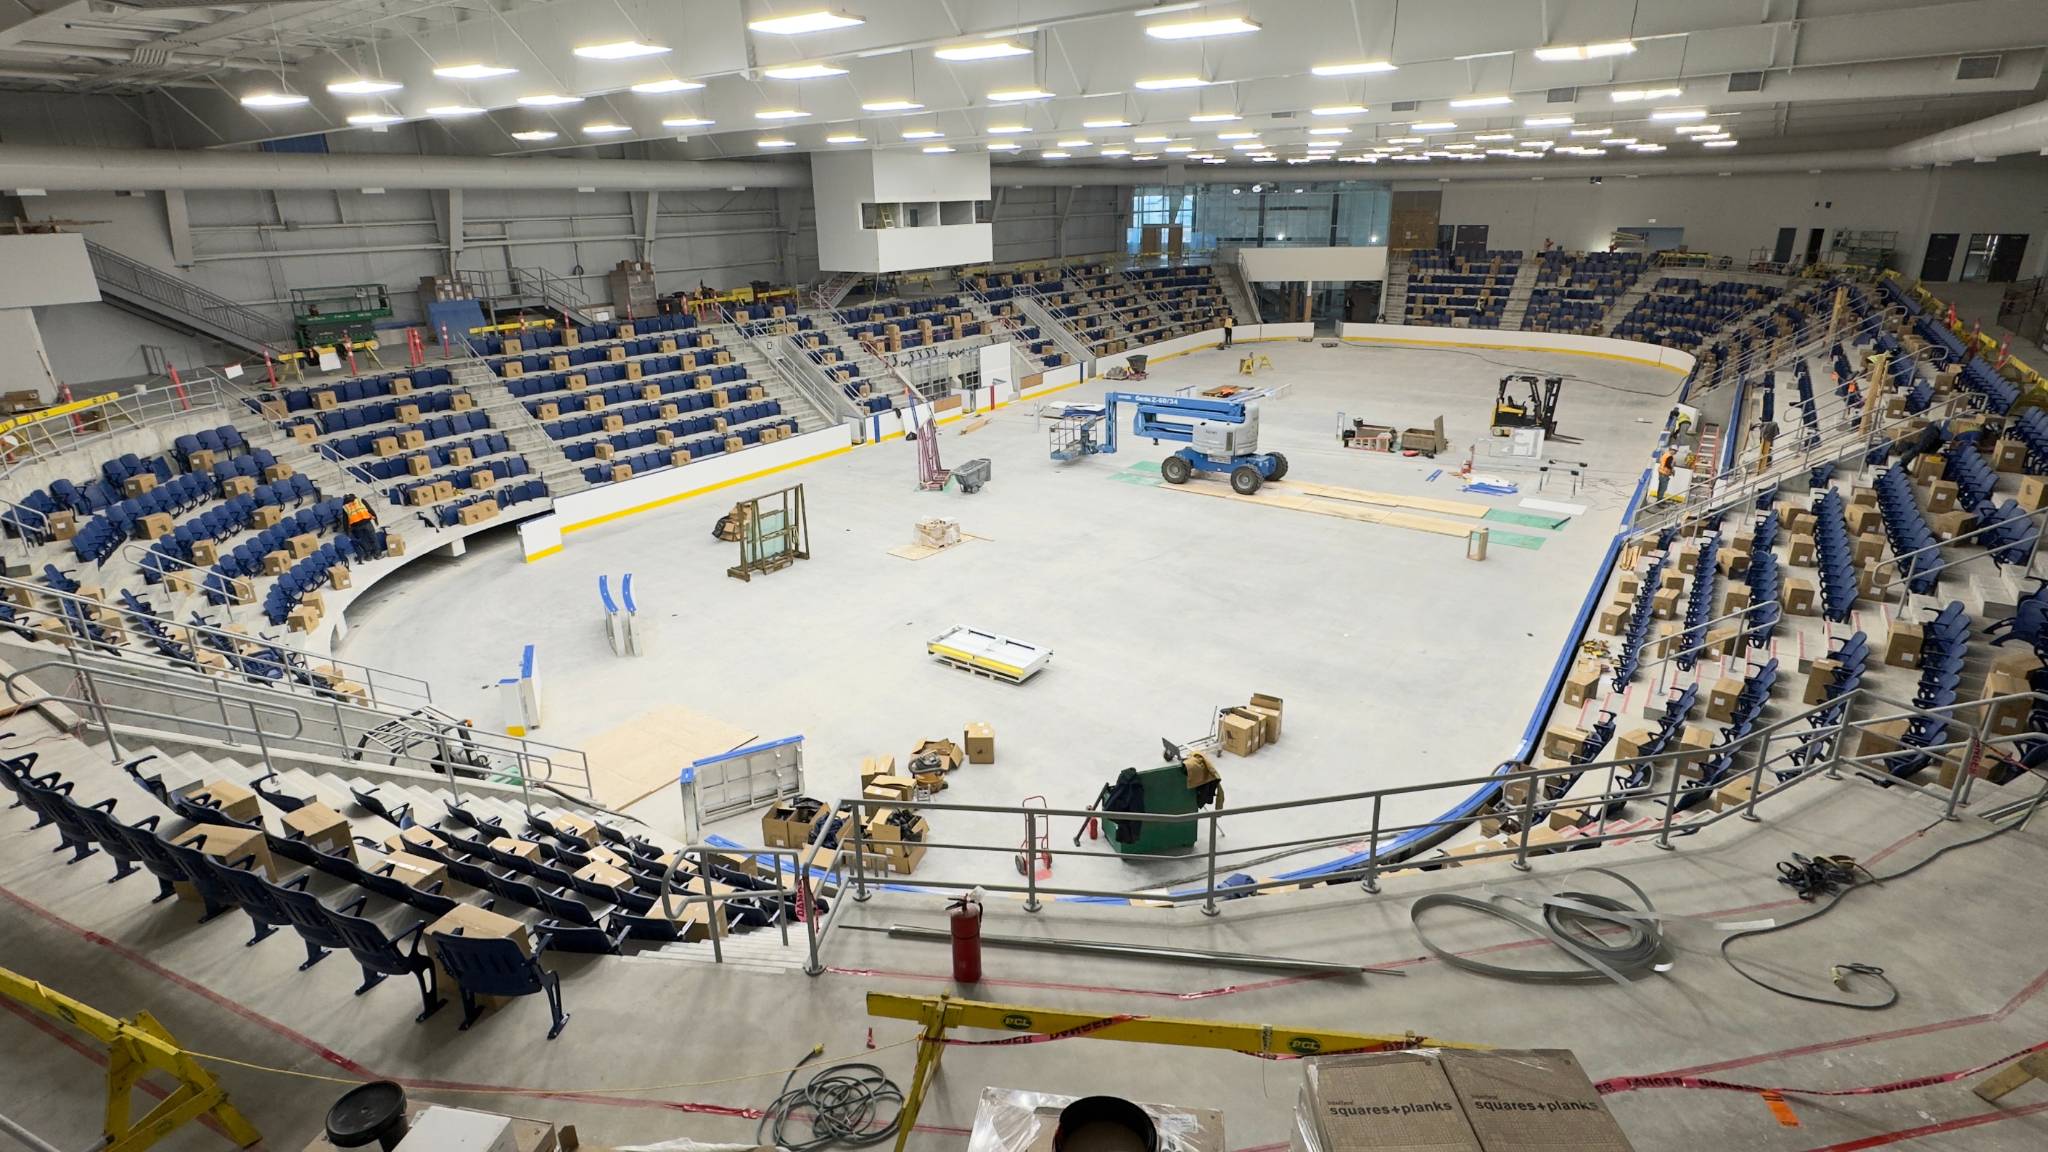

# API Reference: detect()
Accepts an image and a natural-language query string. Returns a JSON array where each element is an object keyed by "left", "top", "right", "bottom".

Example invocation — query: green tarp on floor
[
  {"left": 1484, "top": 508, "right": 1571, "bottom": 531},
  {"left": 1486, "top": 530, "right": 1546, "bottom": 550}
]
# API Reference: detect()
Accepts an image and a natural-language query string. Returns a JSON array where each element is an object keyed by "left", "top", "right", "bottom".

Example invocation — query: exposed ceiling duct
[
  {"left": 1885, "top": 98, "right": 2048, "bottom": 165},
  {"left": 0, "top": 145, "right": 809, "bottom": 192}
]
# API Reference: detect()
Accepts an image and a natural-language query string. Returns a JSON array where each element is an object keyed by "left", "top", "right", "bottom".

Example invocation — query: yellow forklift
[{"left": 1491, "top": 373, "right": 1562, "bottom": 437}]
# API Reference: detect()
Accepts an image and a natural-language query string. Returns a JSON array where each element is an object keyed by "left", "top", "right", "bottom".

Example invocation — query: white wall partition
[
  {"left": 1338, "top": 322, "right": 1698, "bottom": 375},
  {"left": 1238, "top": 246, "right": 1389, "bottom": 284}
]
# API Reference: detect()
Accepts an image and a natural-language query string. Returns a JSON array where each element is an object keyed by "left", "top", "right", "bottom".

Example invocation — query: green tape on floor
[
  {"left": 1485, "top": 530, "right": 1547, "bottom": 550},
  {"left": 1127, "top": 460, "right": 1163, "bottom": 474},
  {"left": 1109, "top": 461, "right": 1163, "bottom": 486},
  {"left": 1484, "top": 508, "right": 1571, "bottom": 530}
]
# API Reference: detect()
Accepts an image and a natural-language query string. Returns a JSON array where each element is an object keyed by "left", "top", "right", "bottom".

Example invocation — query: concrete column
[
  {"left": 163, "top": 190, "right": 194, "bottom": 268},
  {"left": 0, "top": 309, "right": 58, "bottom": 400}
]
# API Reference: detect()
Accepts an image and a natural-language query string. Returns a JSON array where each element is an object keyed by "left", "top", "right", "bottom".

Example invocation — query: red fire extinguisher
[{"left": 949, "top": 890, "right": 984, "bottom": 984}]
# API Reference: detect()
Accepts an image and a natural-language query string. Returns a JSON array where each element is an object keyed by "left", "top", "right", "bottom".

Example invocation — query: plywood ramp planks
[
  {"left": 584, "top": 706, "right": 756, "bottom": 809},
  {"left": 1276, "top": 479, "right": 1490, "bottom": 519},
  {"left": 1159, "top": 480, "right": 1478, "bottom": 539}
]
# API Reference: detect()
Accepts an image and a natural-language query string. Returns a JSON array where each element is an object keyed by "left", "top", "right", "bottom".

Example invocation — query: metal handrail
[
  {"left": 1011, "top": 290, "right": 1095, "bottom": 373},
  {"left": 754, "top": 335, "right": 860, "bottom": 422},
  {"left": 84, "top": 240, "right": 286, "bottom": 349},
  {"left": 1869, "top": 499, "right": 2048, "bottom": 604},
  {"left": 0, "top": 379, "right": 224, "bottom": 489},
  {"left": 827, "top": 684, "right": 2040, "bottom": 918},
  {"left": 114, "top": 542, "right": 257, "bottom": 605}
]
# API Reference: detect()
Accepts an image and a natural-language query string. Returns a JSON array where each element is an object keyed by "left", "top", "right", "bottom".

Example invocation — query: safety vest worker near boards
[
  {"left": 344, "top": 497, "right": 372, "bottom": 527},
  {"left": 1655, "top": 446, "right": 1678, "bottom": 501}
]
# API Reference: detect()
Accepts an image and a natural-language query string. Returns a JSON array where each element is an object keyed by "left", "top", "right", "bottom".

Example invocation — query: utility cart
[{"left": 926, "top": 625, "right": 1052, "bottom": 684}]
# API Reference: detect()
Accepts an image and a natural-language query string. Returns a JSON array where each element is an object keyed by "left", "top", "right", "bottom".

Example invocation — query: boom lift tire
[
  {"left": 1231, "top": 464, "right": 1263, "bottom": 495},
  {"left": 1161, "top": 456, "right": 1193, "bottom": 485},
  {"left": 1268, "top": 452, "right": 1289, "bottom": 481}
]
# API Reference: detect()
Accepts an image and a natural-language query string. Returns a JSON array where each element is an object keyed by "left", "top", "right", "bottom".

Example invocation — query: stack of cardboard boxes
[
  {"left": 1292, "top": 1048, "right": 1634, "bottom": 1152},
  {"left": 1218, "top": 693, "right": 1283, "bottom": 756}
]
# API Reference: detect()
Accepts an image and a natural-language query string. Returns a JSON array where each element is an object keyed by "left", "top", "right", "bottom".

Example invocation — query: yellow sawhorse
[
  {"left": 0, "top": 965, "right": 261, "bottom": 1151},
  {"left": 867, "top": 992, "right": 1480, "bottom": 1152},
  {"left": 1238, "top": 353, "right": 1272, "bottom": 375}
]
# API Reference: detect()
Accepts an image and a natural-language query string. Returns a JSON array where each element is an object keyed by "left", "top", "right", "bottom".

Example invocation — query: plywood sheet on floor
[
  {"left": 584, "top": 706, "right": 755, "bottom": 809},
  {"left": 887, "top": 533, "right": 989, "bottom": 561},
  {"left": 1277, "top": 478, "right": 1489, "bottom": 519},
  {"left": 1159, "top": 479, "right": 1479, "bottom": 539}
]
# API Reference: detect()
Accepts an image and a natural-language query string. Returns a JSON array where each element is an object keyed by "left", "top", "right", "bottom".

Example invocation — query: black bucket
[
  {"left": 324, "top": 1081, "right": 411, "bottom": 1151},
  {"left": 1054, "top": 1096, "right": 1158, "bottom": 1152}
]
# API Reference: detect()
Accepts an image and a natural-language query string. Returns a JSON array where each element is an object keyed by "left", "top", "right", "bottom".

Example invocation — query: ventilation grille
[
  {"left": 1270, "top": 109, "right": 1295, "bottom": 119},
  {"left": 1957, "top": 55, "right": 2002, "bottom": 80},
  {"left": 1547, "top": 87, "right": 1577, "bottom": 103},
  {"left": 1727, "top": 71, "right": 1765, "bottom": 93},
  {"left": 1390, "top": 100, "right": 1418, "bottom": 112}
]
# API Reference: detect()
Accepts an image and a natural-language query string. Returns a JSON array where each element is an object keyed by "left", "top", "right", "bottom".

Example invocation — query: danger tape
[
  {"left": 935, "top": 1014, "right": 1142, "bottom": 1047},
  {"left": 1595, "top": 1038, "right": 2048, "bottom": 1098}
]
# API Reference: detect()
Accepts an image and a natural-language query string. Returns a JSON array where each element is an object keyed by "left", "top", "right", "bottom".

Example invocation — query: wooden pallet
[{"left": 930, "top": 653, "right": 1032, "bottom": 683}]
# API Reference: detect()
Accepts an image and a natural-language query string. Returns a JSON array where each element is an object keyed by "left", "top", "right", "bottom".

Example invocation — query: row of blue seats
[
  {"left": 544, "top": 390, "right": 764, "bottom": 442},
  {"left": 1408, "top": 272, "right": 1515, "bottom": 288},
  {"left": 1880, "top": 603, "right": 1973, "bottom": 779},
  {"left": 327, "top": 413, "right": 493, "bottom": 460},
  {"left": 390, "top": 455, "right": 532, "bottom": 507},
  {"left": 269, "top": 368, "right": 455, "bottom": 413},
  {"left": 737, "top": 315, "right": 813, "bottom": 338},
  {"left": 2010, "top": 409, "right": 2048, "bottom": 474},
  {"left": 1620, "top": 683, "right": 1696, "bottom": 790},
  {"left": 139, "top": 479, "right": 323, "bottom": 578},
  {"left": 576, "top": 419, "right": 799, "bottom": 483},
  {"left": 1610, "top": 546, "right": 1671, "bottom": 689},
  {"left": 837, "top": 295, "right": 964, "bottom": 326},
  {"left": 1407, "top": 310, "right": 1504, "bottom": 328},
  {"left": 1972, "top": 498, "right": 2039, "bottom": 566},
  {"left": 504, "top": 357, "right": 747, "bottom": 402},
  {"left": 73, "top": 472, "right": 218, "bottom": 561},
  {"left": 433, "top": 480, "right": 549, "bottom": 527},
  {"left": 1945, "top": 439, "right": 2000, "bottom": 508},
  {"left": 1988, "top": 580, "right": 2048, "bottom": 663},
  {"left": 347, "top": 433, "right": 511, "bottom": 484},
  {"left": 492, "top": 331, "right": 721, "bottom": 377},
  {"left": 290, "top": 388, "right": 468, "bottom": 437},
  {"left": 1810, "top": 488, "right": 1859, "bottom": 623},
  {"left": 1676, "top": 529, "right": 1724, "bottom": 672},
  {"left": 566, "top": 411, "right": 794, "bottom": 465},
  {"left": 845, "top": 320, "right": 974, "bottom": 350},
  {"left": 523, "top": 368, "right": 751, "bottom": 417},
  {"left": 1874, "top": 464, "right": 1941, "bottom": 594},
  {"left": 204, "top": 506, "right": 351, "bottom": 608},
  {"left": 171, "top": 426, "right": 250, "bottom": 472},
  {"left": 466, "top": 312, "right": 700, "bottom": 357},
  {"left": 1676, "top": 654, "right": 1783, "bottom": 809},
  {"left": 263, "top": 543, "right": 355, "bottom": 625},
  {"left": 1958, "top": 356, "right": 2021, "bottom": 414}
]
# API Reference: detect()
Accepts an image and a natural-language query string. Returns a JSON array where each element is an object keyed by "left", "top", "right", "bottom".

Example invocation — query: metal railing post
[
  {"left": 71, "top": 653, "right": 124, "bottom": 764},
  {"left": 1655, "top": 753, "right": 1686, "bottom": 850},
  {"left": 210, "top": 674, "right": 235, "bottom": 746},
  {"left": 776, "top": 849, "right": 791, "bottom": 947},
  {"left": 700, "top": 851, "right": 724, "bottom": 964},
  {"left": 1512, "top": 768, "right": 1540, "bottom": 871},
  {"left": 1023, "top": 808, "right": 1042, "bottom": 913},
  {"left": 801, "top": 858, "right": 823, "bottom": 976},
  {"left": 247, "top": 699, "right": 274, "bottom": 772},
  {"left": 1201, "top": 813, "right": 1221, "bottom": 916},
  {"left": 1743, "top": 730, "right": 1772, "bottom": 821},
  {"left": 850, "top": 802, "right": 871, "bottom": 902},
  {"left": 1361, "top": 795, "right": 1382, "bottom": 894},
  {"left": 1944, "top": 733, "right": 1979, "bottom": 821}
]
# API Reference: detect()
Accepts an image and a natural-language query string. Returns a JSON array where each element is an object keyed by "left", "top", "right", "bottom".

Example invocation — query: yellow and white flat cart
[{"left": 927, "top": 625, "right": 1052, "bottom": 684}]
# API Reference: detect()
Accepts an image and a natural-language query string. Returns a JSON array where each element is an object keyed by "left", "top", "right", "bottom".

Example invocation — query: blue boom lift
[{"left": 1049, "top": 391, "right": 1288, "bottom": 494}]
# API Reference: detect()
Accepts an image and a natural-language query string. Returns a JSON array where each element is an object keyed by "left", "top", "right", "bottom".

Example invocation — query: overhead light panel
[
  {"left": 1524, "top": 115, "right": 1572, "bottom": 127},
  {"left": 1386, "top": 136, "right": 1423, "bottom": 144},
  {"left": 987, "top": 124, "right": 1029, "bottom": 134},
  {"left": 903, "top": 129, "right": 944, "bottom": 139},
  {"left": 1533, "top": 40, "right": 1635, "bottom": 61},
  {"left": 1085, "top": 118, "right": 1131, "bottom": 129},
  {"left": 575, "top": 40, "right": 669, "bottom": 60},
  {"left": 1134, "top": 134, "right": 1172, "bottom": 143},
  {"left": 922, "top": 145, "right": 955, "bottom": 153},
  {"left": 749, "top": 10, "right": 864, "bottom": 34},
  {"left": 1230, "top": 142, "right": 1263, "bottom": 150},
  {"left": 826, "top": 133, "right": 866, "bottom": 143},
  {"left": 1100, "top": 147, "right": 1131, "bottom": 155},
  {"left": 1673, "top": 123, "right": 1721, "bottom": 135},
  {"left": 1651, "top": 108, "right": 1709, "bottom": 121},
  {"left": 1164, "top": 144, "right": 1194, "bottom": 152},
  {"left": 1311, "top": 60, "right": 1396, "bottom": 76},
  {"left": 1130, "top": 153, "right": 1158, "bottom": 160},
  {"left": 1136, "top": 76, "right": 1212, "bottom": 90},
  {"left": 433, "top": 63, "right": 517, "bottom": 80},
  {"left": 1409, "top": 121, "right": 1456, "bottom": 132},
  {"left": 1216, "top": 131, "right": 1258, "bottom": 139},
  {"left": 240, "top": 91, "right": 309, "bottom": 109},
  {"left": 1055, "top": 138, "right": 1091, "bottom": 147},
  {"left": 425, "top": 104, "right": 485, "bottom": 117},
  {"left": 1702, "top": 139, "right": 1737, "bottom": 148},
  {"left": 1472, "top": 132, "right": 1514, "bottom": 142},
  {"left": 1626, "top": 142, "right": 1666, "bottom": 151},
  {"left": 1041, "top": 150, "right": 1070, "bottom": 158},
  {"left": 1443, "top": 143, "right": 1477, "bottom": 150},
  {"left": 936, "top": 41, "right": 1030, "bottom": 61},
  {"left": 988, "top": 88, "right": 1054, "bottom": 101},
  {"left": 1693, "top": 133, "right": 1730, "bottom": 142},
  {"left": 1449, "top": 95, "right": 1513, "bottom": 108},
  {"left": 1610, "top": 87, "right": 1682, "bottom": 102},
  {"left": 630, "top": 78, "right": 704, "bottom": 94},
  {"left": 756, "top": 108, "right": 811, "bottom": 119},
  {"left": 1189, "top": 112, "right": 1241, "bottom": 122},
  {"left": 1309, "top": 126, "right": 1352, "bottom": 135},
  {"left": 1453, "top": 50, "right": 1515, "bottom": 61},
  {"left": 1145, "top": 16, "right": 1260, "bottom": 40},
  {"left": 346, "top": 112, "right": 401, "bottom": 126},
  {"left": 988, "top": 141, "right": 1021, "bottom": 151},
  {"left": 757, "top": 137, "right": 798, "bottom": 148},
  {"left": 510, "top": 130, "right": 558, "bottom": 141},
  {"left": 583, "top": 122, "right": 632, "bottom": 135},
  {"left": 1311, "top": 105, "right": 1367, "bottom": 117},
  {"left": 327, "top": 78, "right": 402, "bottom": 95},
  {"left": 852, "top": 100, "right": 918, "bottom": 114},
  {"left": 518, "top": 94, "right": 583, "bottom": 107},
  {"left": 763, "top": 63, "right": 848, "bottom": 79},
  {"left": 1569, "top": 127, "right": 1612, "bottom": 137},
  {"left": 662, "top": 116, "right": 715, "bottom": 128},
  {"left": 1604, "top": 137, "right": 1637, "bottom": 145}
]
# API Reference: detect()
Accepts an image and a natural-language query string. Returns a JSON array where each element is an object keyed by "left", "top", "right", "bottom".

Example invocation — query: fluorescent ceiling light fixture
[
  {"left": 1443, "top": 143, "right": 1477, "bottom": 150},
  {"left": 1309, "top": 126, "right": 1352, "bottom": 135},
  {"left": 425, "top": 104, "right": 485, "bottom": 117},
  {"left": 1135, "top": 134, "right": 1172, "bottom": 143},
  {"left": 757, "top": 137, "right": 798, "bottom": 148},
  {"left": 922, "top": 145, "right": 955, "bottom": 153},
  {"left": 327, "top": 78, "right": 402, "bottom": 95},
  {"left": 935, "top": 41, "right": 1030, "bottom": 61},
  {"left": 988, "top": 141, "right": 1021, "bottom": 150},
  {"left": 903, "top": 128, "right": 945, "bottom": 139},
  {"left": 1521, "top": 139, "right": 1553, "bottom": 148},
  {"left": 763, "top": 63, "right": 847, "bottom": 79},
  {"left": 1673, "top": 124, "right": 1721, "bottom": 135},
  {"left": 1524, "top": 115, "right": 1572, "bottom": 127},
  {"left": 1611, "top": 87, "right": 1682, "bottom": 102},
  {"left": 826, "top": 133, "right": 866, "bottom": 143},
  {"left": 1189, "top": 112, "right": 1240, "bottom": 122},
  {"left": 1165, "top": 144, "right": 1195, "bottom": 152},
  {"left": 240, "top": 91, "right": 309, "bottom": 108},
  {"left": 1386, "top": 136, "right": 1423, "bottom": 144},
  {"left": 1041, "top": 150, "right": 1069, "bottom": 158},
  {"left": 630, "top": 78, "right": 704, "bottom": 94},
  {"left": 1702, "top": 139, "right": 1738, "bottom": 148},
  {"left": 1230, "top": 142, "right": 1264, "bottom": 150},
  {"left": 1391, "top": 152, "right": 1430, "bottom": 160},
  {"left": 1312, "top": 60, "right": 1397, "bottom": 76},
  {"left": 1449, "top": 95, "right": 1512, "bottom": 108},
  {"left": 1311, "top": 104, "right": 1367, "bottom": 116},
  {"left": 1484, "top": 148, "right": 1516, "bottom": 155},
  {"left": 748, "top": 10, "right": 864, "bottom": 34},
  {"left": 756, "top": 108, "right": 811, "bottom": 119},
  {"left": 575, "top": 40, "right": 669, "bottom": 60},
  {"left": 1626, "top": 142, "right": 1666, "bottom": 151},
  {"left": 1056, "top": 138, "right": 1090, "bottom": 147},
  {"left": 1135, "top": 76, "right": 1211, "bottom": 90},
  {"left": 1472, "top": 132, "right": 1515, "bottom": 141},
  {"left": 510, "top": 130, "right": 558, "bottom": 141},
  {"left": 1453, "top": 50, "right": 1514, "bottom": 61},
  {"left": 1651, "top": 108, "right": 1709, "bottom": 121},
  {"left": 1131, "top": 153, "right": 1157, "bottom": 160},
  {"left": 1145, "top": 16, "right": 1260, "bottom": 40},
  {"left": 583, "top": 122, "right": 632, "bottom": 134},
  {"left": 433, "top": 63, "right": 516, "bottom": 80},
  {"left": 1534, "top": 40, "right": 1635, "bottom": 62},
  {"left": 1216, "top": 131, "right": 1258, "bottom": 139},
  {"left": 1604, "top": 137, "right": 1637, "bottom": 145},
  {"left": 661, "top": 116, "right": 715, "bottom": 128},
  {"left": 987, "top": 88, "right": 1054, "bottom": 101},
  {"left": 1409, "top": 121, "right": 1455, "bottom": 132},
  {"left": 1693, "top": 133, "right": 1730, "bottom": 142},
  {"left": 346, "top": 112, "right": 402, "bottom": 126},
  {"left": 1569, "top": 127, "right": 1612, "bottom": 137},
  {"left": 1100, "top": 147, "right": 1130, "bottom": 155},
  {"left": 1253, "top": 155, "right": 1279, "bottom": 162},
  {"left": 986, "top": 124, "right": 1029, "bottom": 134},
  {"left": 1084, "top": 118, "right": 1130, "bottom": 129},
  {"left": 517, "top": 94, "right": 583, "bottom": 107}
]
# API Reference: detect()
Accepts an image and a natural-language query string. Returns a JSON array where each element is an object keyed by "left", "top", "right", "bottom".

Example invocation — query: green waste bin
[{"left": 1100, "top": 763, "right": 1205, "bottom": 856}]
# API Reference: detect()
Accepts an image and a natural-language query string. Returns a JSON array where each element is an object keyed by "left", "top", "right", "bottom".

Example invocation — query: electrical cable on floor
[
  {"left": 757, "top": 1048, "right": 905, "bottom": 1152},
  {"left": 1718, "top": 774, "right": 2048, "bottom": 1011},
  {"left": 1410, "top": 867, "right": 1672, "bottom": 984}
]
